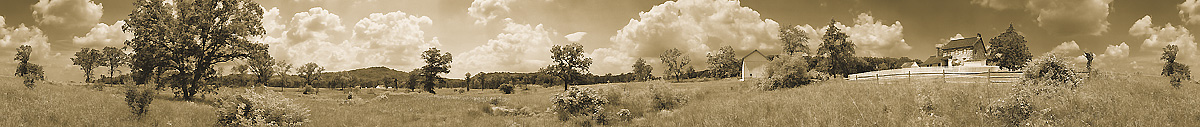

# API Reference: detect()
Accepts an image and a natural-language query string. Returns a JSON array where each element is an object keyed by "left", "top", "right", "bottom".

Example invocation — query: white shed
[{"left": 740, "top": 50, "right": 774, "bottom": 81}]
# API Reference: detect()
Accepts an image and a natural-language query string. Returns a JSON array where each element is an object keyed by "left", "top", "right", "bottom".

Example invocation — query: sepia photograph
[{"left": 1, "top": 0, "right": 1199, "bottom": 126}]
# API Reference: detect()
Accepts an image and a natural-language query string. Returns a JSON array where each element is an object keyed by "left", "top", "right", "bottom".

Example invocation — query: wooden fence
[{"left": 846, "top": 70, "right": 1088, "bottom": 84}]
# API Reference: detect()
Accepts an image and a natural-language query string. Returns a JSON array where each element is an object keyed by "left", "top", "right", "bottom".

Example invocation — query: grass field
[{"left": 2, "top": 70, "right": 1198, "bottom": 126}]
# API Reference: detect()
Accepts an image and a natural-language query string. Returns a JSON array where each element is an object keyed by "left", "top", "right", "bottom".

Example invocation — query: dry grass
[{"left": 4, "top": 71, "right": 1198, "bottom": 126}]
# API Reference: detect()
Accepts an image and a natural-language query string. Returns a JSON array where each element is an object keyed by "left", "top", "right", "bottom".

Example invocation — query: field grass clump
[
  {"left": 985, "top": 54, "right": 1084, "bottom": 126},
  {"left": 650, "top": 84, "right": 689, "bottom": 111},
  {"left": 500, "top": 84, "right": 516, "bottom": 94},
  {"left": 551, "top": 87, "right": 608, "bottom": 124},
  {"left": 215, "top": 89, "right": 310, "bottom": 126}
]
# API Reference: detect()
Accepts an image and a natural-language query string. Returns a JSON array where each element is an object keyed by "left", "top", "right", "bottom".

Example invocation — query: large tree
[
  {"left": 15, "top": 45, "right": 45, "bottom": 89},
  {"left": 660, "top": 48, "right": 689, "bottom": 81},
  {"left": 101, "top": 46, "right": 127, "bottom": 78},
  {"left": 1162, "top": 45, "right": 1191, "bottom": 88},
  {"left": 73, "top": 48, "right": 103, "bottom": 83},
  {"left": 418, "top": 48, "right": 452, "bottom": 94},
  {"left": 124, "top": 0, "right": 268, "bottom": 99},
  {"left": 124, "top": 0, "right": 172, "bottom": 86},
  {"left": 707, "top": 46, "right": 739, "bottom": 78},
  {"left": 464, "top": 72, "right": 472, "bottom": 91},
  {"left": 548, "top": 43, "right": 593, "bottom": 91},
  {"left": 247, "top": 51, "right": 275, "bottom": 87},
  {"left": 298, "top": 63, "right": 324, "bottom": 88},
  {"left": 632, "top": 58, "right": 653, "bottom": 81},
  {"left": 817, "top": 20, "right": 858, "bottom": 77},
  {"left": 988, "top": 24, "right": 1033, "bottom": 71},
  {"left": 779, "top": 24, "right": 809, "bottom": 55}
]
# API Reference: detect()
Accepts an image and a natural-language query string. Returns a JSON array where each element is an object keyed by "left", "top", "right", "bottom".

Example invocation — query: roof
[
  {"left": 921, "top": 56, "right": 947, "bottom": 66},
  {"left": 740, "top": 50, "right": 777, "bottom": 63},
  {"left": 941, "top": 37, "right": 982, "bottom": 49}
]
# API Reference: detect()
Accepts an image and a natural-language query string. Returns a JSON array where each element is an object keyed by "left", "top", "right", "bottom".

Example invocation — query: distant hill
[{"left": 319, "top": 66, "right": 409, "bottom": 81}]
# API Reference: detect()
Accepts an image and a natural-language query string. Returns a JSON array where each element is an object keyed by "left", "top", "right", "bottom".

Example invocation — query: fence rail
[{"left": 847, "top": 69, "right": 1087, "bottom": 84}]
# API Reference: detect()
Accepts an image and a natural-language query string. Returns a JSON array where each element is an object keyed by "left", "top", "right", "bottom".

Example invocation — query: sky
[{"left": 0, "top": 0, "right": 1194, "bottom": 81}]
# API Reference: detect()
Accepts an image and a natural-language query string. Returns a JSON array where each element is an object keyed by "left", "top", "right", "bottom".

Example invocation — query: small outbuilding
[{"left": 740, "top": 50, "right": 777, "bottom": 81}]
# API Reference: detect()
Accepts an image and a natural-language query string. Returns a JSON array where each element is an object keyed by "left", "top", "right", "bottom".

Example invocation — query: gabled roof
[
  {"left": 740, "top": 50, "right": 777, "bottom": 63},
  {"left": 941, "top": 37, "right": 982, "bottom": 49}
]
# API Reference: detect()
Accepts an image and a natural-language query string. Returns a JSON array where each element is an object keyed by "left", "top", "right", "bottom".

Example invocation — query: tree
[
  {"left": 73, "top": 48, "right": 103, "bottom": 83},
  {"left": 660, "top": 48, "right": 689, "bottom": 81},
  {"left": 707, "top": 46, "right": 739, "bottom": 78},
  {"left": 779, "top": 24, "right": 809, "bottom": 55},
  {"left": 124, "top": 0, "right": 268, "bottom": 100},
  {"left": 632, "top": 58, "right": 653, "bottom": 81},
  {"left": 406, "top": 69, "right": 421, "bottom": 91},
  {"left": 816, "top": 19, "right": 858, "bottom": 77},
  {"left": 1162, "top": 45, "right": 1192, "bottom": 88},
  {"left": 549, "top": 43, "right": 593, "bottom": 91},
  {"left": 275, "top": 60, "right": 293, "bottom": 88},
  {"left": 298, "top": 63, "right": 324, "bottom": 88},
  {"left": 464, "top": 73, "right": 472, "bottom": 91},
  {"left": 988, "top": 24, "right": 1033, "bottom": 71},
  {"left": 124, "top": 0, "right": 172, "bottom": 86},
  {"left": 418, "top": 48, "right": 452, "bottom": 94},
  {"left": 247, "top": 51, "right": 275, "bottom": 87},
  {"left": 101, "top": 46, "right": 127, "bottom": 78},
  {"left": 15, "top": 45, "right": 45, "bottom": 89},
  {"left": 1084, "top": 51, "right": 1095, "bottom": 72}
]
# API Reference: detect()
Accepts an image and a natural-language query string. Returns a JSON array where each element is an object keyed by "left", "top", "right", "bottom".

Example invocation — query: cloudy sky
[{"left": 0, "top": 0, "right": 1194, "bottom": 81}]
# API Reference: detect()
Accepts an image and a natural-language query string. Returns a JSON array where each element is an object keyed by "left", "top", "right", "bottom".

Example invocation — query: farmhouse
[
  {"left": 740, "top": 50, "right": 777, "bottom": 81},
  {"left": 935, "top": 34, "right": 988, "bottom": 66}
]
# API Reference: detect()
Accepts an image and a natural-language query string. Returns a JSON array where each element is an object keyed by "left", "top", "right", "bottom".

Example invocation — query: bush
[
  {"left": 124, "top": 85, "right": 155, "bottom": 119},
  {"left": 215, "top": 89, "right": 310, "bottom": 126},
  {"left": 756, "top": 54, "right": 812, "bottom": 91},
  {"left": 302, "top": 85, "right": 317, "bottom": 94},
  {"left": 985, "top": 54, "right": 1082, "bottom": 126},
  {"left": 499, "top": 84, "right": 515, "bottom": 94},
  {"left": 551, "top": 87, "right": 608, "bottom": 121},
  {"left": 649, "top": 85, "right": 688, "bottom": 111}
]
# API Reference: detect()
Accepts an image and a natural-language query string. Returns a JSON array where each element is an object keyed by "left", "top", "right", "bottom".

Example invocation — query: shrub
[
  {"left": 614, "top": 109, "right": 633, "bottom": 122},
  {"left": 985, "top": 54, "right": 1082, "bottom": 126},
  {"left": 215, "top": 89, "right": 310, "bottom": 126},
  {"left": 756, "top": 54, "right": 811, "bottom": 91},
  {"left": 499, "top": 84, "right": 515, "bottom": 94},
  {"left": 649, "top": 85, "right": 688, "bottom": 111},
  {"left": 125, "top": 85, "right": 155, "bottom": 119},
  {"left": 302, "top": 85, "right": 317, "bottom": 94},
  {"left": 551, "top": 87, "right": 608, "bottom": 121}
]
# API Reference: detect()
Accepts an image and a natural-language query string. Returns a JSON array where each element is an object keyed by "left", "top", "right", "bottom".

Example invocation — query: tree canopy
[
  {"left": 988, "top": 24, "right": 1032, "bottom": 71},
  {"left": 548, "top": 43, "right": 593, "bottom": 90},
  {"left": 660, "top": 48, "right": 689, "bottom": 81},
  {"left": 418, "top": 48, "right": 452, "bottom": 94}
]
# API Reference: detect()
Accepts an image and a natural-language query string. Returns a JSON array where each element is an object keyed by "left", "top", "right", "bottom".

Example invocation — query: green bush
[
  {"left": 985, "top": 54, "right": 1082, "bottom": 126},
  {"left": 302, "top": 85, "right": 317, "bottom": 94},
  {"left": 756, "top": 54, "right": 811, "bottom": 91},
  {"left": 124, "top": 85, "right": 155, "bottom": 119},
  {"left": 499, "top": 84, "right": 515, "bottom": 94},
  {"left": 650, "top": 85, "right": 688, "bottom": 111},
  {"left": 215, "top": 89, "right": 310, "bottom": 126},
  {"left": 551, "top": 87, "right": 608, "bottom": 121}
]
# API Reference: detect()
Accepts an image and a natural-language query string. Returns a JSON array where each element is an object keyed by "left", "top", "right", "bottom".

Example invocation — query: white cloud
[
  {"left": 1129, "top": 15, "right": 1199, "bottom": 63},
  {"left": 843, "top": 13, "right": 912, "bottom": 57},
  {"left": 263, "top": 7, "right": 440, "bottom": 72},
  {"left": 72, "top": 21, "right": 133, "bottom": 48},
  {"left": 608, "top": 0, "right": 780, "bottom": 64},
  {"left": 0, "top": 16, "right": 56, "bottom": 74},
  {"left": 1181, "top": 0, "right": 1200, "bottom": 24},
  {"left": 1049, "top": 41, "right": 1080, "bottom": 54},
  {"left": 467, "top": 0, "right": 515, "bottom": 25},
  {"left": 32, "top": 0, "right": 105, "bottom": 30},
  {"left": 455, "top": 19, "right": 557, "bottom": 74},
  {"left": 972, "top": 0, "right": 1112, "bottom": 36},
  {"left": 589, "top": 48, "right": 635, "bottom": 75},
  {"left": 565, "top": 32, "right": 587, "bottom": 42}
]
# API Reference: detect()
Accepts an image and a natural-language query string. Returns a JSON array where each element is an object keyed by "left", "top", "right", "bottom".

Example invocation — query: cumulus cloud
[
  {"left": 565, "top": 32, "right": 587, "bottom": 42},
  {"left": 843, "top": 13, "right": 911, "bottom": 57},
  {"left": 0, "top": 16, "right": 55, "bottom": 70},
  {"left": 71, "top": 21, "right": 133, "bottom": 48},
  {"left": 455, "top": 19, "right": 557, "bottom": 74},
  {"left": 262, "top": 7, "right": 440, "bottom": 71},
  {"left": 32, "top": 0, "right": 105, "bottom": 31},
  {"left": 467, "top": 0, "right": 515, "bottom": 25},
  {"left": 1181, "top": 0, "right": 1200, "bottom": 24},
  {"left": 1129, "top": 15, "right": 1199, "bottom": 63},
  {"left": 588, "top": 48, "right": 636, "bottom": 75},
  {"left": 608, "top": 0, "right": 780, "bottom": 63},
  {"left": 1049, "top": 41, "right": 1080, "bottom": 54},
  {"left": 972, "top": 0, "right": 1112, "bottom": 36}
]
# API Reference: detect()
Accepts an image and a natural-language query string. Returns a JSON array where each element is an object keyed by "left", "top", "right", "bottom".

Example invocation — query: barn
[{"left": 740, "top": 50, "right": 776, "bottom": 81}]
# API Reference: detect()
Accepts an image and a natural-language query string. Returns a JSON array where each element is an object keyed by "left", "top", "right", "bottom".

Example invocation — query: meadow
[{"left": 2, "top": 70, "right": 1198, "bottom": 126}]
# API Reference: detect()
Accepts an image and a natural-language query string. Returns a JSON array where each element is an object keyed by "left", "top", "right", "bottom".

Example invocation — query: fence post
[
  {"left": 942, "top": 70, "right": 946, "bottom": 83},
  {"left": 908, "top": 71, "right": 912, "bottom": 83},
  {"left": 877, "top": 74, "right": 881, "bottom": 84},
  {"left": 986, "top": 68, "right": 991, "bottom": 84}
]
